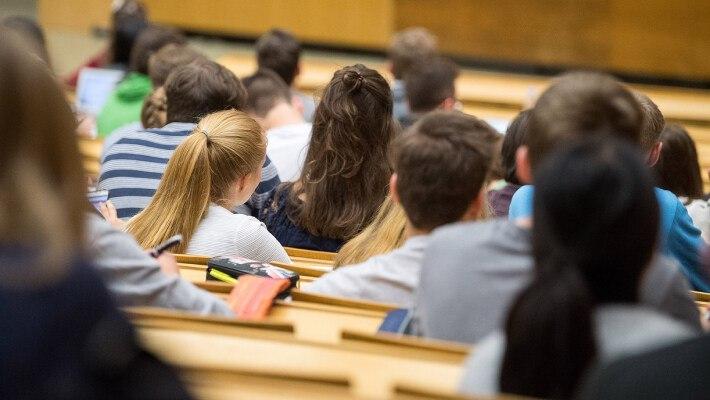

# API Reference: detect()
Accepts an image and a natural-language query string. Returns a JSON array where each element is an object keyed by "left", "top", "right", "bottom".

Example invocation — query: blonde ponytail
[{"left": 126, "top": 109, "right": 265, "bottom": 253}]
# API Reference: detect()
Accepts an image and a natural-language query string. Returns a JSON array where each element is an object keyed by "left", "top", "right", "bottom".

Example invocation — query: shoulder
[
  {"left": 459, "top": 332, "right": 505, "bottom": 396},
  {"left": 428, "top": 218, "right": 529, "bottom": 258},
  {"left": 595, "top": 306, "right": 696, "bottom": 362}
]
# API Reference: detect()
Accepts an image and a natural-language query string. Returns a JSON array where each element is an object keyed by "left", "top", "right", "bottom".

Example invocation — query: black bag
[{"left": 206, "top": 256, "right": 299, "bottom": 289}]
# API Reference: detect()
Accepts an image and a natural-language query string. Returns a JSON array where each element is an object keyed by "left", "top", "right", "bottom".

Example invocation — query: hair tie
[{"left": 201, "top": 129, "right": 209, "bottom": 141}]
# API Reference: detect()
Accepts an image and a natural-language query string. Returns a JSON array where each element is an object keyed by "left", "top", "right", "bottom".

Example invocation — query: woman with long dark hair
[
  {"left": 459, "top": 137, "right": 696, "bottom": 399},
  {"left": 259, "top": 64, "right": 396, "bottom": 252}
]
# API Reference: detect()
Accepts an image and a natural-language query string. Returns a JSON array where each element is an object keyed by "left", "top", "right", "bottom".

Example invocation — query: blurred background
[{"left": 5, "top": 0, "right": 709, "bottom": 86}]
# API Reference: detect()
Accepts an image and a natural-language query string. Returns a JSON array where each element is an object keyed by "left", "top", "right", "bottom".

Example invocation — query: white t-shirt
[
  {"left": 187, "top": 203, "right": 291, "bottom": 263},
  {"left": 266, "top": 123, "right": 311, "bottom": 182}
]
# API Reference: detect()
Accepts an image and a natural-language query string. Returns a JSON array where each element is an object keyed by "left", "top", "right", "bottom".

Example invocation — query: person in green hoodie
[{"left": 97, "top": 25, "right": 185, "bottom": 137}]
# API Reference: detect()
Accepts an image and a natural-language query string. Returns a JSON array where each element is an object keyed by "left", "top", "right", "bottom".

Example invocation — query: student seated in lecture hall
[
  {"left": 653, "top": 123, "right": 710, "bottom": 242},
  {"left": 258, "top": 64, "right": 396, "bottom": 253},
  {"left": 64, "top": 0, "right": 149, "bottom": 88},
  {"left": 413, "top": 72, "right": 703, "bottom": 345},
  {"left": 0, "top": 34, "right": 190, "bottom": 399},
  {"left": 96, "top": 25, "right": 186, "bottom": 137},
  {"left": 101, "top": 43, "right": 206, "bottom": 160},
  {"left": 255, "top": 29, "right": 316, "bottom": 122},
  {"left": 242, "top": 68, "right": 312, "bottom": 182},
  {"left": 305, "top": 111, "right": 499, "bottom": 307},
  {"left": 387, "top": 27, "right": 439, "bottom": 123},
  {"left": 508, "top": 91, "right": 708, "bottom": 291},
  {"left": 459, "top": 137, "right": 698, "bottom": 399},
  {"left": 487, "top": 109, "right": 531, "bottom": 218},
  {"left": 102, "top": 109, "right": 290, "bottom": 264},
  {"left": 98, "top": 59, "right": 280, "bottom": 219},
  {"left": 399, "top": 56, "right": 459, "bottom": 128}
]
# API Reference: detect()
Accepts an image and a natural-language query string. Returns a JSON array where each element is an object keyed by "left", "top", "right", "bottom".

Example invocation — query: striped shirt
[{"left": 98, "top": 122, "right": 280, "bottom": 219}]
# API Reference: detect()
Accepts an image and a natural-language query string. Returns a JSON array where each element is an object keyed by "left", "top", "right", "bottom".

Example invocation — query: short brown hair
[
  {"left": 393, "top": 111, "right": 498, "bottom": 231},
  {"left": 388, "top": 27, "right": 438, "bottom": 79},
  {"left": 527, "top": 71, "right": 643, "bottom": 170},
  {"left": 242, "top": 69, "right": 292, "bottom": 118},
  {"left": 164, "top": 59, "right": 247, "bottom": 123},
  {"left": 634, "top": 92, "right": 665, "bottom": 151},
  {"left": 404, "top": 56, "right": 458, "bottom": 112},
  {"left": 255, "top": 29, "right": 301, "bottom": 86},
  {"left": 128, "top": 25, "right": 186, "bottom": 75},
  {"left": 147, "top": 43, "right": 204, "bottom": 87}
]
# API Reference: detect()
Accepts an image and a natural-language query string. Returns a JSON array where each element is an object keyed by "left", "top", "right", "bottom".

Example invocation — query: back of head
[
  {"left": 527, "top": 71, "right": 643, "bottom": 170},
  {"left": 393, "top": 111, "right": 498, "bottom": 231},
  {"left": 127, "top": 109, "right": 266, "bottom": 252},
  {"left": 0, "top": 16, "right": 51, "bottom": 66},
  {"left": 110, "top": 13, "right": 149, "bottom": 66},
  {"left": 164, "top": 60, "right": 247, "bottom": 123},
  {"left": 654, "top": 123, "right": 703, "bottom": 199},
  {"left": 0, "top": 34, "right": 86, "bottom": 285},
  {"left": 141, "top": 86, "right": 167, "bottom": 129},
  {"left": 147, "top": 43, "right": 204, "bottom": 87},
  {"left": 255, "top": 29, "right": 301, "bottom": 86},
  {"left": 388, "top": 27, "right": 438, "bottom": 79},
  {"left": 404, "top": 56, "right": 458, "bottom": 113},
  {"left": 634, "top": 92, "right": 666, "bottom": 151},
  {"left": 289, "top": 64, "right": 396, "bottom": 240},
  {"left": 501, "top": 109, "right": 532, "bottom": 184},
  {"left": 129, "top": 25, "right": 186, "bottom": 75},
  {"left": 500, "top": 137, "right": 659, "bottom": 398},
  {"left": 242, "top": 68, "right": 293, "bottom": 118}
]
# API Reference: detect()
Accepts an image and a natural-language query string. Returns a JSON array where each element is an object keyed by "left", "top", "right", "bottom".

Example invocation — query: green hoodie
[{"left": 96, "top": 72, "right": 152, "bottom": 137}]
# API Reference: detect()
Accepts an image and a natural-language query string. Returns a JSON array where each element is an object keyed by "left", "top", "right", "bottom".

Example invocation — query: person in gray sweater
[
  {"left": 306, "top": 111, "right": 499, "bottom": 306},
  {"left": 459, "top": 137, "right": 698, "bottom": 398},
  {"left": 85, "top": 212, "right": 233, "bottom": 316}
]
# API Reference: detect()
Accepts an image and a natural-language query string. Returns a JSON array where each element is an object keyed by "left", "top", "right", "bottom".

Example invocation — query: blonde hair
[
  {"left": 334, "top": 191, "right": 493, "bottom": 268},
  {"left": 126, "top": 109, "right": 265, "bottom": 253},
  {"left": 0, "top": 34, "right": 86, "bottom": 287},
  {"left": 333, "top": 196, "right": 407, "bottom": 268}
]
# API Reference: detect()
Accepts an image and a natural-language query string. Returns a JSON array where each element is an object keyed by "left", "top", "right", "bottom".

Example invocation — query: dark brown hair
[
  {"left": 393, "top": 111, "right": 497, "bottom": 231},
  {"left": 634, "top": 92, "right": 666, "bottom": 151},
  {"left": 502, "top": 109, "right": 533, "bottom": 184},
  {"left": 286, "top": 64, "right": 396, "bottom": 240},
  {"left": 164, "top": 60, "right": 247, "bottom": 123},
  {"left": 388, "top": 27, "right": 438, "bottom": 79},
  {"left": 128, "top": 25, "right": 186, "bottom": 75},
  {"left": 242, "top": 69, "right": 293, "bottom": 118},
  {"left": 527, "top": 71, "right": 643, "bottom": 170},
  {"left": 255, "top": 29, "right": 301, "bottom": 86},
  {"left": 1, "top": 16, "right": 51, "bottom": 67},
  {"left": 654, "top": 123, "right": 703, "bottom": 199},
  {"left": 404, "top": 56, "right": 459, "bottom": 113},
  {"left": 147, "top": 43, "right": 204, "bottom": 86}
]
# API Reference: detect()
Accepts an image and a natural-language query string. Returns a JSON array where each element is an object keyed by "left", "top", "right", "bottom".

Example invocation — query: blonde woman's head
[{"left": 127, "top": 109, "right": 266, "bottom": 252}]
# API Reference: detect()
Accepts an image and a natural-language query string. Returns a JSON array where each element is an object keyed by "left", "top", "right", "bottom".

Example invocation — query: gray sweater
[
  {"left": 85, "top": 213, "right": 233, "bottom": 316},
  {"left": 459, "top": 305, "right": 696, "bottom": 396},
  {"left": 412, "top": 219, "right": 702, "bottom": 343}
]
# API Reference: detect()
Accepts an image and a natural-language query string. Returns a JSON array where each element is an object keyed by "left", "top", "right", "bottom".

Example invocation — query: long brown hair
[
  {"left": 127, "top": 110, "right": 265, "bottom": 252},
  {"left": 286, "top": 64, "right": 396, "bottom": 240},
  {"left": 654, "top": 123, "right": 704, "bottom": 199},
  {"left": 0, "top": 33, "right": 86, "bottom": 285}
]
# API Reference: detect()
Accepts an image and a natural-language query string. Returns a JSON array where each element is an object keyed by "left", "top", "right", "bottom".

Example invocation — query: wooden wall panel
[
  {"left": 141, "top": 0, "right": 394, "bottom": 49},
  {"left": 394, "top": 0, "right": 710, "bottom": 80}
]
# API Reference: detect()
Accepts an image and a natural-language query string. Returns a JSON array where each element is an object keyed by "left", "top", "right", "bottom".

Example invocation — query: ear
[
  {"left": 646, "top": 141, "right": 662, "bottom": 167},
  {"left": 234, "top": 175, "right": 248, "bottom": 192},
  {"left": 515, "top": 146, "right": 533, "bottom": 184},
  {"left": 385, "top": 60, "right": 394, "bottom": 77},
  {"left": 389, "top": 174, "right": 400, "bottom": 205},
  {"left": 440, "top": 97, "right": 456, "bottom": 111}
]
